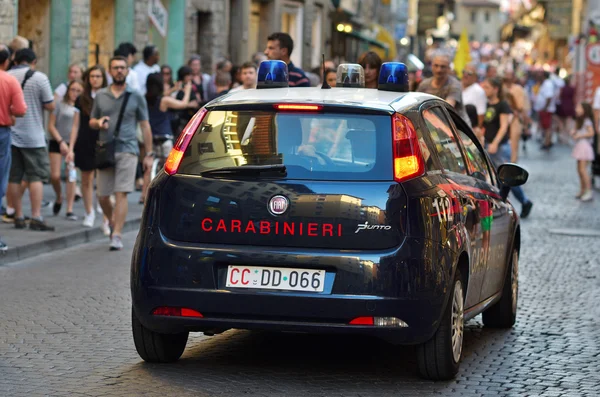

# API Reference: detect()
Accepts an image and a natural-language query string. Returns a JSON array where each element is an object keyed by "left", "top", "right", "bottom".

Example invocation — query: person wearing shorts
[
  {"left": 7, "top": 48, "right": 56, "bottom": 231},
  {"left": 90, "top": 56, "right": 153, "bottom": 251}
]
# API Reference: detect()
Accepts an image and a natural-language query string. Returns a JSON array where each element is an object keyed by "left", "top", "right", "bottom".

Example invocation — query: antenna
[{"left": 321, "top": 53, "right": 331, "bottom": 89}]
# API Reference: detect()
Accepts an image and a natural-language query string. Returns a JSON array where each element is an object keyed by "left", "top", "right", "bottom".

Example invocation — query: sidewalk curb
[{"left": 0, "top": 217, "right": 142, "bottom": 266}]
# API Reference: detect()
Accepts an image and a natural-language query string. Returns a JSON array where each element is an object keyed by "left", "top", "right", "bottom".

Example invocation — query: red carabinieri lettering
[{"left": 201, "top": 218, "right": 343, "bottom": 237}]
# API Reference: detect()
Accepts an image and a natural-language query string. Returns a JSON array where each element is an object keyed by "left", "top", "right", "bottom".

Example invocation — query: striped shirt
[
  {"left": 8, "top": 65, "right": 54, "bottom": 148},
  {"left": 287, "top": 62, "right": 310, "bottom": 87}
]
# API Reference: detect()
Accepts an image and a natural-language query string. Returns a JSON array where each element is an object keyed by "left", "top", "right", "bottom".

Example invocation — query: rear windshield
[{"left": 178, "top": 110, "right": 393, "bottom": 180}]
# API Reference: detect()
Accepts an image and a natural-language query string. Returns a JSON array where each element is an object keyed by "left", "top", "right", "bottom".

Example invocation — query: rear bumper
[{"left": 131, "top": 230, "right": 457, "bottom": 345}]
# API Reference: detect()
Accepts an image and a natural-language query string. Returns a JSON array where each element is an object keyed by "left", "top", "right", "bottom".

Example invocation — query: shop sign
[
  {"left": 148, "top": 0, "right": 168, "bottom": 37},
  {"left": 546, "top": 0, "right": 571, "bottom": 40},
  {"left": 585, "top": 43, "right": 600, "bottom": 103}
]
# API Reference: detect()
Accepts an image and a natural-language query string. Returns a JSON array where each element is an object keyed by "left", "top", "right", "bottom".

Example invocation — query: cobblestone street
[{"left": 1, "top": 144, "right": 599, "bottom": 397}]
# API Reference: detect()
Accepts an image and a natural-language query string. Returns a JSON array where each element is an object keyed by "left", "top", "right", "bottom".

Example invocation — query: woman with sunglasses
[{"left": 161, "top": 65, "right": 179, "bottom": 97}]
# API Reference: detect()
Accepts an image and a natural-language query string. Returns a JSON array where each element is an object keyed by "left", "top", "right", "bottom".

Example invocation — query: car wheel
[
  {"left": 417, "top": 269, "right": 464, "bottom": 380},
  {"left": 482, "top": 248, "right": 518, "bottom": 328},
  {"left": 132, "top": 307, "right": 189, "bottom": 363}
]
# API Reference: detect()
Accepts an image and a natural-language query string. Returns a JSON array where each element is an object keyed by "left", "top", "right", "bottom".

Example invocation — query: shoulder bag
[{"left": 95, "top": 92, "right": 131, "bottom": 169}]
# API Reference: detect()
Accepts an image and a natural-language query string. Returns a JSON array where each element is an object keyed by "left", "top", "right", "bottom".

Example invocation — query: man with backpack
[{"left": 6, "top": 48, "right": 55, "bottom": 231}]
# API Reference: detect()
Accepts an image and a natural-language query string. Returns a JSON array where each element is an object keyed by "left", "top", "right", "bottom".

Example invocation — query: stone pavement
[
  {"left": 0, "top": 183, "right": 144, "bottom": 265},
  {"left": 0, "top": 143, "right": 599, "bottom": 396}
]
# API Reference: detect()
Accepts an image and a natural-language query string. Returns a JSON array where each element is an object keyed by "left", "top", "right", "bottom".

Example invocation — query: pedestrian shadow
[{"left": 130, "top": 320, "right": 513, "bottom": 394}]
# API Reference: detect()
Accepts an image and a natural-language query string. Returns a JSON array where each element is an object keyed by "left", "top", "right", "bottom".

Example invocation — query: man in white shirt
[
  {"left": 132, "top": 45, "right": 160, "bottom": 95},
  {"left": 533, "top": 71, "right": 556, "bottom": 149},
  {"left": 461, "top": 64, "right": 487, "bottom": 132},
  {"left": 229, "top": 62, "right": 257, "bottom": 92},
  {"left": 113, "top": 43, "right": 140, "bottom": 92}
]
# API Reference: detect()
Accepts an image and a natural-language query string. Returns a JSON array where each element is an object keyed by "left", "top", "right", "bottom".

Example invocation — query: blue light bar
[
  {"left": 257, "top": 60, "right": 289, "bottom": 89},
  {"left": 378, "top": 62, "right": 409, "bottom": 92}
]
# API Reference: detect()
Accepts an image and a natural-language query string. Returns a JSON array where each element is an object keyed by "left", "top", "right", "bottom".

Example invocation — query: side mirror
[{"left": 497, "top": 163, "right": 529, "bottom": 187}]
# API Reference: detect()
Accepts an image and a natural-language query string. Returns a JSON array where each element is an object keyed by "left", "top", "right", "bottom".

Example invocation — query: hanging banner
[
  {"left": 148, "top": 0, "right": 168, "bottom": 38},
  {"left": 585, "top": 43, "right": 600, "bottom": 103}
]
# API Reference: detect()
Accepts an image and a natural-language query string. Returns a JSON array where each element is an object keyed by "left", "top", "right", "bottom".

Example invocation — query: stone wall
[
  {"left": 134, "top": 0, "right": 150, "bottom": 54},
  {"left": 0, "top": 0, "right": 16, "bottom": 45},
  {"left": 186, "top": 0, "right": 230, "bottom": 74},
  {"left": 70, "top": 0, "right": 90, "bottom": 67}
]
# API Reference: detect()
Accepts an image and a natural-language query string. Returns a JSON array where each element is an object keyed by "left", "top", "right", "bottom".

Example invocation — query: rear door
[
  {"left": 159, "top": 107, "right": 408, "bottom": 251},
  {"left": 420, "top": 104, "right": 487, "bottom": 306},
  {"left": 445, "top": 108, "right": 510, "bottom": 301}
]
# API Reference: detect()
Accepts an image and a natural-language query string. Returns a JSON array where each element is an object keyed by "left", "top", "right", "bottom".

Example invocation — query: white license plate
[{"left": 225, "top": 265, "right": 326, "bottom": 292}]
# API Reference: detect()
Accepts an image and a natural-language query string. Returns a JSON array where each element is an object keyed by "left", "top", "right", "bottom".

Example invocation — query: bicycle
[{"left": 150, "top": 135, "right": 174, "bottom": 180}]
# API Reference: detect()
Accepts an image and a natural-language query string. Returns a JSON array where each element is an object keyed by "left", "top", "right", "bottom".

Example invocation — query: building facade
[{"left": 453, "top": 0, "right": 503, "bottom": 44}]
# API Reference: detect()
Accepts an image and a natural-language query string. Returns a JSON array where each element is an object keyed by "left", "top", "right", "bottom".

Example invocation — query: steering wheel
[{"left": 313, "top": 151, "right": 335, "bottom": 167}]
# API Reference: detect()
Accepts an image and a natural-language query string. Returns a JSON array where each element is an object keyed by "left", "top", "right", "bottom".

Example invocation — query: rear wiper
[{"left": 200, "top": 164, "right": 287, "bottom": 178}]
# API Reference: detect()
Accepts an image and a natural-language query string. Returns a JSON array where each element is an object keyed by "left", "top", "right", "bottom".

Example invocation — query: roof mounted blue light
[
  {"left": 257, "top": 60, "right": 289, "bottom": 89},
  {"left": 378, "top": 62, "right": 409, "bottom": 92}
]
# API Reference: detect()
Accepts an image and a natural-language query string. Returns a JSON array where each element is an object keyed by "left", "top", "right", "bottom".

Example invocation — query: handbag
[{"left": 95, "top": 92, "right": 131, "bottom": 169}]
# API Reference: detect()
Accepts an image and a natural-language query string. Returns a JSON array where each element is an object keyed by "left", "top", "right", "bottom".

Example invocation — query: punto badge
[{"left": 268, "top": 195, "right": 289, "bottom": 215}]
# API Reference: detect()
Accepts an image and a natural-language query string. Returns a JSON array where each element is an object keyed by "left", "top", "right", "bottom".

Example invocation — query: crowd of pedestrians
[
  {"left": 0, "top": 32, "right": 312, "bottom": 252},
  {"left": 2, "top": 31, "right": 600, "bottom": 252}
]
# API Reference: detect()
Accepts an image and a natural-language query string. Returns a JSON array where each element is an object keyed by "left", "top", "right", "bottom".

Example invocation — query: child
[
  {"left": 571, "top": 102, "right": 597, "bottom": 201},
  {"left": 48, "top": 80, "right": 84, "bottom": 219}
]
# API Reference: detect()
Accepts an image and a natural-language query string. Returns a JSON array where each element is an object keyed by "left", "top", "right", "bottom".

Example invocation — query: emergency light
[
  {"left": 378, "top": 62, "right": 409, "bottom": 92},
  {"left": 336, "top": 64, "right": 365, "bottom": 88},
  {"left": 257, "top": 60, "right": 289, "bottom": 89}
]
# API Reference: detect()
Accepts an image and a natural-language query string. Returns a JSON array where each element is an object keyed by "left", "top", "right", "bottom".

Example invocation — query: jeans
[
  {"left": 0, "top": 127, "right": 11, "bottom": 202},
  {"left": 487, "top": 142, "right": 530, "bottom": 205}
]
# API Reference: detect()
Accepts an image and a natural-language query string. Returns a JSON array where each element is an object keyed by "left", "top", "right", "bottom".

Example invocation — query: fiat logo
[{"left": 268, "top": 195, "right": 289, "bottom": 215}]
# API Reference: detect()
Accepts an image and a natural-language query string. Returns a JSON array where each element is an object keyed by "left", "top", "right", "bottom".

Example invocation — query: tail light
[
  {"left": 152, "top": 307, "right": 204, "bottom": 317},
  {"left": 164, "top": 108, "right": 209, "bottom": 175},
  {"left": 274, "top": 104, "right": 323, "bottom": 111},
  {"left": 392, "top": 114, "right": 425, "bottom": 182}
]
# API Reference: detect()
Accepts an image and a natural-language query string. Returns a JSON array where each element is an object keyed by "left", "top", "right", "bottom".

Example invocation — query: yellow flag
[{"left": 453, "top": 29, "right": 472, "bottom": 79}]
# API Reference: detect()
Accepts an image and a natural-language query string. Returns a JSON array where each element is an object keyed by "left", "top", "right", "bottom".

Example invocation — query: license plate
[{"left": 226, "top": 265, "right": 326, "bottom": 292}]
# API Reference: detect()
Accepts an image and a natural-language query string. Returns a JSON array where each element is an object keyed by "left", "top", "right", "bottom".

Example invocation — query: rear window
[{"left": 177, "top": 110, "right": 393, "bottom": 180}]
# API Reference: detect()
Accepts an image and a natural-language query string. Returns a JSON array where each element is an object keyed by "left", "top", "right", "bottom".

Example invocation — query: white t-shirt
[
  {"left": 132, "top": 62, "right": 160, "bottom": 95},
  {"left": 533, "top": 79, "right": 556, "bottom": 113},
  {"left": 106, "top": 68, "right": 141, "bottom": 93},
  {"left": 462, "top": 83, "right": 487, "bottom": 116}
]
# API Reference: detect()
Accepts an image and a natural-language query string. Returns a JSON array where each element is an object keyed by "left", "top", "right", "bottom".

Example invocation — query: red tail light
[
  {"left": 274, "top": 104, "right": 323, "bottom": 111},
  {"left": 152, "top": 307, "right": 204, "bottom": 317},
  {"left": 349, "top": 316, "right": 374, "bottom": 325},
  {"left": 392, "top": 114, "right": 425, "bottom": 182},
  {"left": 164, "top": 108, "right": 209, "bottom": 175}
]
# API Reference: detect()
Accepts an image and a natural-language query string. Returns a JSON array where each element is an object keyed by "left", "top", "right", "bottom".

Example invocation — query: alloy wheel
[{"left": 451, "top": 280, "right": 464, "bottom": 363}]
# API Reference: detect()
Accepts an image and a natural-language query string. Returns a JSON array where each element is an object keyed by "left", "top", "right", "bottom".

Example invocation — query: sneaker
[
  {"left": 581, "top": 190, "right": 593, "bottom": 202},
  {"left": 29, "top": 219, "right": 55, "bottom": 231},
  {"left": 102, "top": 219, "right": 111, "bottom": 236},
  {"left": 15, "top": 217, "right": 27, "bottom": 229},
  {"left": 109, "top": 235, "right": 123, "bottom": 251},
  {"left": 66, "top": 212, "right": 78, "bottom": 221},
  {"left": 521, "top": 201, "right": 533, "bottom": 219},
  {"left": 0, "top": 239, "right": 7, "bottom": 253},
  {"left": 2, "top": 213, "right": 15, "bottom": 223},
  {"left": 82, "top": 212, "right": 95, "bottom": 228},
  {"left": 53, "top": 201, "right": 62, "bottom": 216}
]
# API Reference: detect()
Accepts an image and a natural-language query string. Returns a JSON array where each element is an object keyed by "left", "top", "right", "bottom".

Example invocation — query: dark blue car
[{"left": 131, "top": 62, "right": 528, "bottom": 380}]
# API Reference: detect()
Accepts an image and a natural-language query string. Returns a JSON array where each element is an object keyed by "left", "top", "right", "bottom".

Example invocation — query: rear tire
[
  {"left": 417, "top": 269, "right": 464, "bottom": 380},
  {"left": 482, "top": 248, "right": 518, "bottom": 328},
  {"left": 132, "top": 307, "right": 189, "bottom": 363}
]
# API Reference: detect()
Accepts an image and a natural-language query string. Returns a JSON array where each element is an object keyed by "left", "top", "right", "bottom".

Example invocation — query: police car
[{"left": 131, "top": 60, "right": 528, "bottom": 380}]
